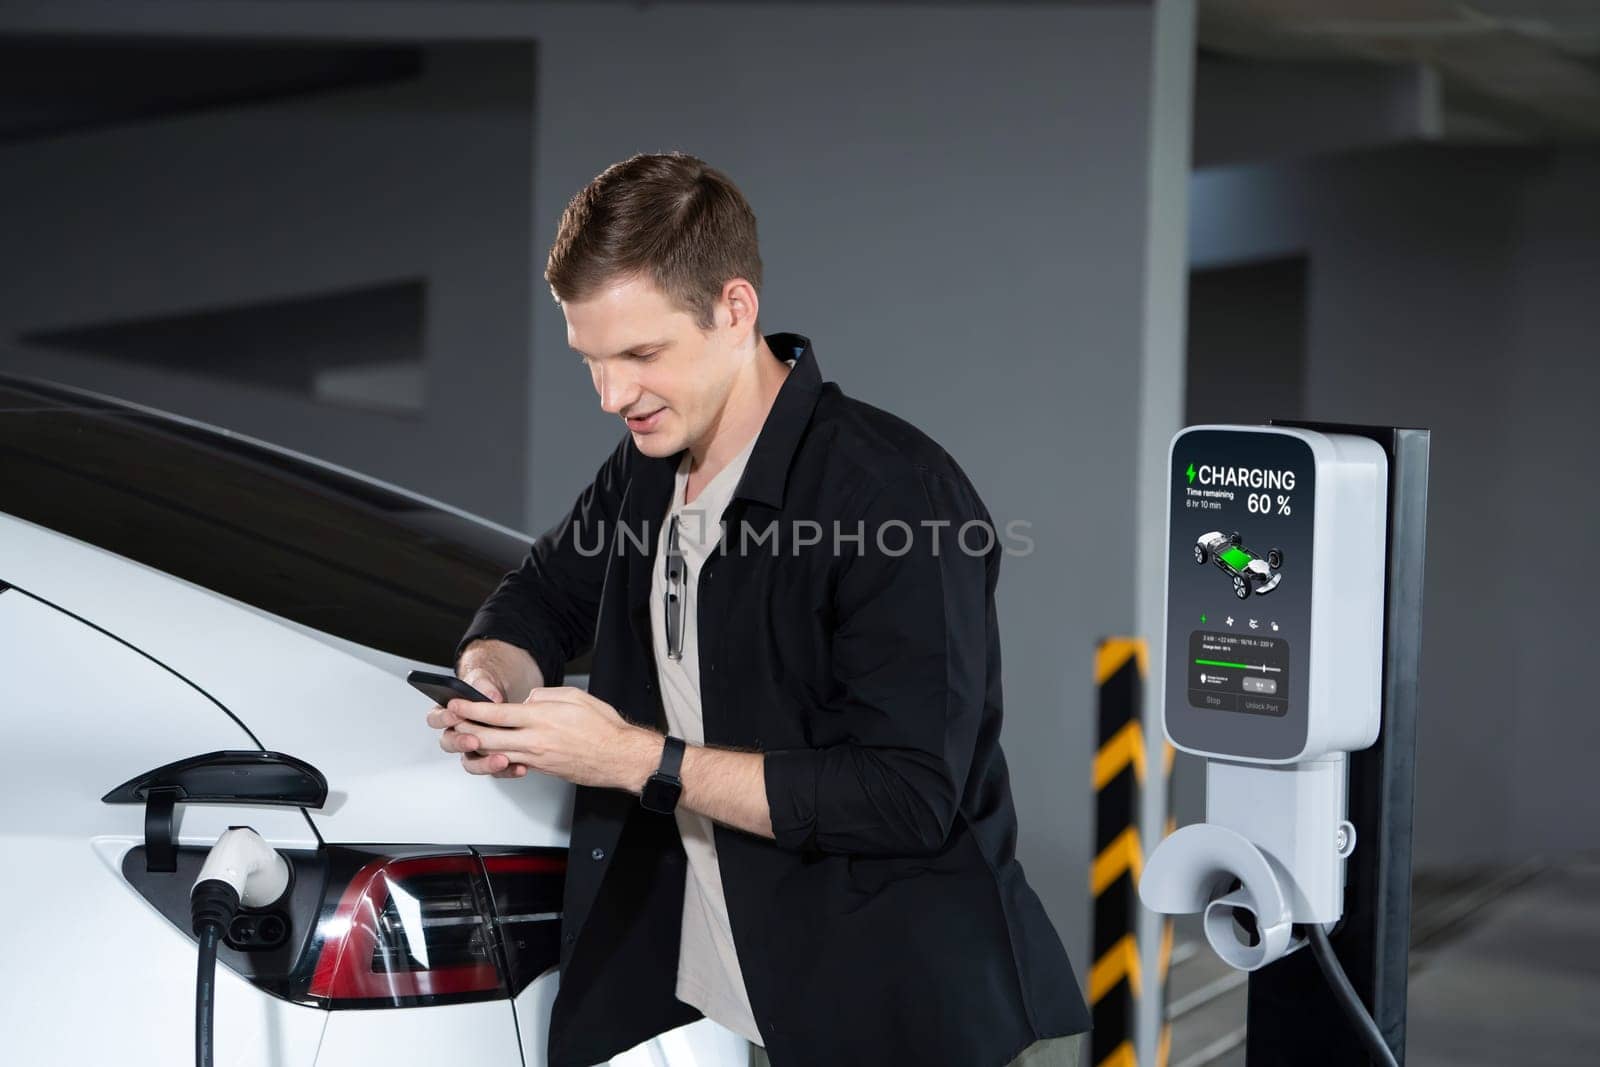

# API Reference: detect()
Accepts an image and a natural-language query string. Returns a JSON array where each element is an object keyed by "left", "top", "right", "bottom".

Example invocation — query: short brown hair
[{"left": 546, "top": 152, "right": 763, "bottom": 330}]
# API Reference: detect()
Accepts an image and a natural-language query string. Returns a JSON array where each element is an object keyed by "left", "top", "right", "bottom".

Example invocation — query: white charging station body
[{"left": 1141, "top": 425, "right": 1388, "bottom": 971}]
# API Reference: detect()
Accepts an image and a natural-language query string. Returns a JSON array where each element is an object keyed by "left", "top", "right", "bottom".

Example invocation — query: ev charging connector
[
  {"left": 1141, "top": 426, "right": 1387, "bottom": 971},
  {"left": 190, "top": 827, "right": 291, "bottom": 1067},
  {"left": 192, "top": 825, "right": 291, "bottom": 913}
]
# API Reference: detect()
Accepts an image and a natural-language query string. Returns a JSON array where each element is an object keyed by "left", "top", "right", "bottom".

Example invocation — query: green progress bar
[{"left": 1195, "top": 658, "right": 1250, "bottom": 669}]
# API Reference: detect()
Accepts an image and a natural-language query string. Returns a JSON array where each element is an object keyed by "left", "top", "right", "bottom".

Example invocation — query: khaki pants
[{"left": 747, "top": 1033, "right": 1083, "bottom": 1067}]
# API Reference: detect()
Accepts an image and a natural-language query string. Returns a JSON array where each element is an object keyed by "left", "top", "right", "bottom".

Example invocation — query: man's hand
[
  {"left": 447, "top": 640, "right": 545, "bottom": 779},
  {"left": 428, "top": 686, "right": 663, "bottom": 792},
  {"left": 429, "top": 673, "right": 526, "bottom": 779}
]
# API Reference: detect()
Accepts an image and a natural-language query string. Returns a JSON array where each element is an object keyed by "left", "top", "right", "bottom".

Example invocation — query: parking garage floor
[
  {"left": 1407, "top": 854, "right": 1600, "bottom": 1067},
  {"left": 1167, "top": 853, "right": 1600, "bottom": 1066}
]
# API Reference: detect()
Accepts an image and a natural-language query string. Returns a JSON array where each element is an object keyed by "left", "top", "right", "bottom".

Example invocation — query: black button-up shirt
[{"left": 459, "top": 333, "right": 1090, "bottom": 1066}]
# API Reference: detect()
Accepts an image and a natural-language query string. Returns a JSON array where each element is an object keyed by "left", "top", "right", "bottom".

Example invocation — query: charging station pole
[{"left": 1245, "top": 423, "right": 1430, "bottom": 1066}]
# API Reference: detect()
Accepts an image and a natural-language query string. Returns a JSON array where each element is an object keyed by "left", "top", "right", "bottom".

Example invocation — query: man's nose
[{"left": 595, "top": 364, "right": 638, "bottom": 415}]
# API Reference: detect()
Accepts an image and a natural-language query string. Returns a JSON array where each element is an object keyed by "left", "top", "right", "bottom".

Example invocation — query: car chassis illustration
[{"left": 1194, "top": 530, "right": 1284, "bottom": 599}]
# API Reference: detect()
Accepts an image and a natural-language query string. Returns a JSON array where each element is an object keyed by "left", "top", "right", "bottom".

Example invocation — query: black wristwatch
[{"left": 640, "top": 735, "right": 686, "bottom": 814}]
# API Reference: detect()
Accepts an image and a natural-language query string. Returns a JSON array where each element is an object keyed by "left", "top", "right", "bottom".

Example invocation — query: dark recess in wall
[
  {"left": 0, "top": 35, "right": 423, "bottom": 144},
  {"left": 1186, "top": 255, "right": 1309, "bottom": 426},
  {"left": 17, "top": 280, "right": 426, "bottom": 410}
]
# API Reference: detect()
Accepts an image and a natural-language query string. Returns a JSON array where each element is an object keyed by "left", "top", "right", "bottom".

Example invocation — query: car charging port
[{"left": 226, "top": 910, "right": 290, "bottom": 951}]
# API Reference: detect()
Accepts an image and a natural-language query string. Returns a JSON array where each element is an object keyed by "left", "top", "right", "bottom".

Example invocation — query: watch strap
[{"left": 655, "top": 734, "right": 686, "bottom": 781}]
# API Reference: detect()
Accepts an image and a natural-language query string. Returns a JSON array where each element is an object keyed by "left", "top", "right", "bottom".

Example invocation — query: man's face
[{"left": 562, "top": 274, "right": 743, "bottom": 458}]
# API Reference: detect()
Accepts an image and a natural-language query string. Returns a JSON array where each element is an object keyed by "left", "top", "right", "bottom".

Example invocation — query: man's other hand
[
  {"left": 430, "top": 687, "right": 660, "bottom": 793},
  {"left": 446, "top": 639, "right": 546, "bottom": 779},
  {"left": 428, "top": 671, "right": 528, "bottom": 779}
]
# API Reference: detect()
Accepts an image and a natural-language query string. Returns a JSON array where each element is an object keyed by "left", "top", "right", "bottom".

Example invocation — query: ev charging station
[{"left": 1141, "top": 423, "right": 1430, "bottom": 1066}]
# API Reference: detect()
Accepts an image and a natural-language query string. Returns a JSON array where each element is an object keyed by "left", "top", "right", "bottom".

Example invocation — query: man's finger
[
  {"left": 447, "top": 698, "right": 513, "bottom": 726},
  {"left": 440, "top": 725, "right": 481, "bottom": 753},
  {"left": 461, "top": 670, "right": 505, "bottom": 704},
  {"left": 527, "top": 686, "right": 582, "bottom": 703},
  {"left": 461, "top": 751, "right": 511, "bottom": 775},
  {"left": 427, "top": 706, "right": 463, "bottom": 730},
  {"left": 455, "top": 722, "right": 526, "bottom": 754}
]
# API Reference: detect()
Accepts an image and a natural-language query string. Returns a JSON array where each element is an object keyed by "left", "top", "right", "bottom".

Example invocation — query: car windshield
[{"left": 0, "top": 377, "right": 527, "bottom": 665}]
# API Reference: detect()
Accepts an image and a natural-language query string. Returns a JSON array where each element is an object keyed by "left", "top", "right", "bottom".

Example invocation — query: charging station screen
[
  {"left": 1188, "top": 630, "right": 1290, "bottom": 715},
  {"left": 1166, "top": 428, "right": 1316, "bottom": 760}
]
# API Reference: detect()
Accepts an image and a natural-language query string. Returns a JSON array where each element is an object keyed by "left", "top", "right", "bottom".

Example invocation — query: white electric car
[{"left": 0, "top": 375, "right": 746, "bottom": 1067}]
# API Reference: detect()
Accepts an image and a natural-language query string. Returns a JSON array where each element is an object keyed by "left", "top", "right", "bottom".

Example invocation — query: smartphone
[
  {"left": 408, "top": 669, "right": 492, "bottom": 704},
  {"left": 408, "top": 670, "right": 502, "bottom": 732}
]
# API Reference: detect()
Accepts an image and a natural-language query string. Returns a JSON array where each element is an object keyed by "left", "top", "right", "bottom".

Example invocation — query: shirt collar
[{"left": 730, "top": 332, "right": 825, "bottom": 510}]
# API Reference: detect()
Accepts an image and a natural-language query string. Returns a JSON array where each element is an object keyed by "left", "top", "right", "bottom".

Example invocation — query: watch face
[{"left": 641, "top": 775, "right": 682, "bottom": 814}]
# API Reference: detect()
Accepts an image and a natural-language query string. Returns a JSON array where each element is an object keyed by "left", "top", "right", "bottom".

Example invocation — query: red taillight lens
[
  {"left": 479, "top": 850, "right": 568, "bottom": 998},
  {"left": 301, "top": 846, "right": 566, "bottom": 1009}
]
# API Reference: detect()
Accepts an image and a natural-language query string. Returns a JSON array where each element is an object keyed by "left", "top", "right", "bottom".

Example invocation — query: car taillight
[
  {"left": 478, "top": 850, "right": 569, "bottom": 1000},
  {"left": 301, "top": 845, "right": 566, "bottom": 1009},
  {"left": 119, "top": 842, "right": 568, "bottom": 1010}
]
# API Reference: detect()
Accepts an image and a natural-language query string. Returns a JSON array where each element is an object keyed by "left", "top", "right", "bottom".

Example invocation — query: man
[{"left": 426, "top": 153, "right": 1090, "bottom": 1066}]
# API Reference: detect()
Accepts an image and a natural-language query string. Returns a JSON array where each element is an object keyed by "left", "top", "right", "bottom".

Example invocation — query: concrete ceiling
[
  {"left": 1200, "top": 0, "right": 1600, "bottom": 141},
  {"left": 2, "top": 4, "right": 1595, "bottom": 148}
]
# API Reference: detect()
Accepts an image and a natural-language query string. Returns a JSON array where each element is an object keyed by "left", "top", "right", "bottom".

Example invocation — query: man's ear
[{"left": 721, "top": 277, "right": 760, "bottom": 340}]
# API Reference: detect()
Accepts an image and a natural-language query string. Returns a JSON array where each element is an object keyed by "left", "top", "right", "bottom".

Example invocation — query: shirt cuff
[{"left": 762, "top": 748, "right": 820, "bottom": 853}]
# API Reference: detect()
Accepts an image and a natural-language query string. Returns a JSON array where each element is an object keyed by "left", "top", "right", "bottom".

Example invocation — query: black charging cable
[
  {"left": 190, "top": 880, "right": 241, "bottom": 1067},
  {"left": 1304, "top": 923, "right": 1400, "bottom": 1067}
]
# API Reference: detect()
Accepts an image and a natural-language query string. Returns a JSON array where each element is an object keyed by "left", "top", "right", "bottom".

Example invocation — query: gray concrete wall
[
  {"left": 1188, "top": 146, "right": 1600, "bottom": 867},
  {"left": 1498, "top": 154, "right": 1600, "bottom": 857},
  {"left": 1193, "top": 57, "right": 1437, "bottom": 169},
  {"left": 0, "top": 43, "right": 536, "bottom": 528}
]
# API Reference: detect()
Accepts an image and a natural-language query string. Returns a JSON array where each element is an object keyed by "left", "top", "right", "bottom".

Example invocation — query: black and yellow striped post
[{"left": 1090, "top": 638, "right": 1174, "bottom": 1067}]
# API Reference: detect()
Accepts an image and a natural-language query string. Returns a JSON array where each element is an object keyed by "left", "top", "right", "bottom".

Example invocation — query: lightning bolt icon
[{"left": 1185, "top": 462, "right": 1196, "bottom": 485}]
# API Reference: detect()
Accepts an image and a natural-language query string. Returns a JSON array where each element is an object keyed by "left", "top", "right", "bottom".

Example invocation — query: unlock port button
[{"left": 1240, "top": 695, "right": 1287, "bottom": 717}]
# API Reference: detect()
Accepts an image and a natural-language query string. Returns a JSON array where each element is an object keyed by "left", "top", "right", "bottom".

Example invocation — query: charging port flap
[{"left": 102, "top": 750, "right": 328, "bottom": 872}]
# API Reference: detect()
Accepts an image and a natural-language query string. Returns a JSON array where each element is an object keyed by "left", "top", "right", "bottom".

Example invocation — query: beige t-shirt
[{"left": 648, "top": 433, "right": 764, "bottom": 1046}]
